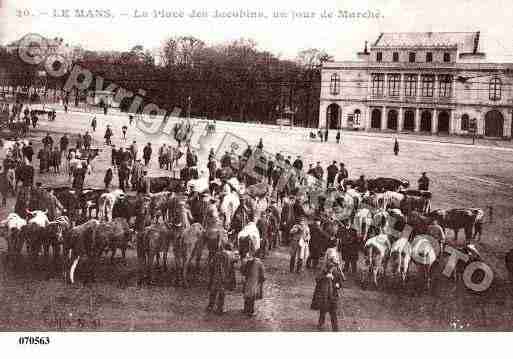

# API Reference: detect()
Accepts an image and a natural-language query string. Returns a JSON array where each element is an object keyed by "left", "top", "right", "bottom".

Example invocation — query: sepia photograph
[{"left": 1, "top": 0, "right": 513, "bottom": 347}]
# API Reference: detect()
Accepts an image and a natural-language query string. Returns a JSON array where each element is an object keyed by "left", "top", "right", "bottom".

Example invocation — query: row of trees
[{"left": 1, "top": 36, "right": 333, "bottom": 127}]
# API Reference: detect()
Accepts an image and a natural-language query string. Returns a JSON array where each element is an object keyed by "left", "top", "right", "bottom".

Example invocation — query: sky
[{"left": 1, "top": 0, "right": 513, "bottom": 62}]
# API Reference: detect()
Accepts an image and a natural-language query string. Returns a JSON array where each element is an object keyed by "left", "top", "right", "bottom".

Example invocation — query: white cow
[
  {"left": 237, "top": 221, "right": 261, "bottom": 258},
  {"left": 410, "top": 234, "right": 440, "bottom": 290},
  {"left": 0, "top": 213, "right": 27, "bottom": 256},
  {"left": 389, "top": 237, "right": 412, "bottom": 284},
  {"left": 364, "top": 234, "right": 392, "bottom": 287},
  {"left": 98, "top": 189, "right": 125, "bottom": 222}
]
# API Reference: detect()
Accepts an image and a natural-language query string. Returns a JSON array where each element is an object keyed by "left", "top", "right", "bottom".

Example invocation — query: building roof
[{"left": 373, "top": 32, "right": 479, "bottom": 53}]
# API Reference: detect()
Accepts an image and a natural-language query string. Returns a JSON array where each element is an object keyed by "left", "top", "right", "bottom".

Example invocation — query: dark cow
[
  {"left": 368, "top": 177, "right": 410, "bottom": 193},
  {"left": 112, "top": 194, "right": 138, "bottom": 224},
  {"left": 79, "top": 188, "right": 108, "bottom": 219},
  {"left": 428, "top": 208, "right": 483, "bottom": 243},
  {"left": 148, "top": 176, "right": 185, "bottom": 193},
  {"left": 45, "top": 186, "right": 80, "bottom": 223},
  {"left": 400, "top": 195, "right": 431, "bottom": 215},
  {"left": 96, "top": 218, "right": 135, "bottom": 264},
  {"left": 246, "top": 182, "right": 269, "bottom": 199}
]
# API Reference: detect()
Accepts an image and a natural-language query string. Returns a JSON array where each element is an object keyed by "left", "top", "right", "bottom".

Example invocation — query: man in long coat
[
  {"left": 311, "top": 259, "right": 344, "bottom": 331},
  {"left": 206, "top": 243, "right": 237, "bottom": 314},
  {"left": 241, "top": 251, "right": 265, "bottom": 317}
]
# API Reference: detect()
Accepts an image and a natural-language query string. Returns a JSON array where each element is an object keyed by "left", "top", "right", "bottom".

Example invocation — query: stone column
[
  {"left": 416, "top": 74, "right": 421, "bottom": 100},
  {"left": 434, "top": 75, "right": 439, "bottom": 100},
  {"left": 366, "top": 107, "right": 372, "bottom": 130},
  {"left": 449, "top": 110, "right": 456, "bottom": 135},
  {"left": 384, "top": 74, "right": 388, "bottom": 97},
  {"left": 415, "top": 108, "right": 421, "bottom": 132},
  {"left": 504, "top": 111, "right": 512, "bottom": 139},
  {"left": 318, "top": 101, "right": 328, "bottom": 129},
  {"left": 432, "top": 109, "right": 438, "bottom": 134},
  {"left": 398, "top": 107, "right": 404, "bottom": 132},
  {"left": 381, "top": 106, "right": 387, "bottom": 130}
]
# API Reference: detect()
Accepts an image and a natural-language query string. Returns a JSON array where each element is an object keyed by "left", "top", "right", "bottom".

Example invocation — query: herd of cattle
[{"left": 0, "top": 167, "right": 490, "bottom": 292}]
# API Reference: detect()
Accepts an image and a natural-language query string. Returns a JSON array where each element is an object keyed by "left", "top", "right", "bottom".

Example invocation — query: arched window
[
  {"left": 489, "top": 77, "right": 502, "bottom": 101},
  {"left": 461, "top": 114, "right": 470, "bottom": 131},
  {"left": 330, "top": 73, "right": 340, "bottom": 95}
]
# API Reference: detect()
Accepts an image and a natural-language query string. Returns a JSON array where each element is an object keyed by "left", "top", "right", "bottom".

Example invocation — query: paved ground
[{"left": 1, "top": 109, "right": 513, "bottom": 331}]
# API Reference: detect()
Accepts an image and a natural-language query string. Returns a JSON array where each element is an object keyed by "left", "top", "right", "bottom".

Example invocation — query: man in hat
[
  {"left": 311, "top": 258, "right": 344, "bottom": 331},
  {"left": 418, "top": 172, "right": 430, "bottom": 191},
  {"left": 130, "top": 141, "right": 138, "bottom": 161},
  {"left": 206, "top": 242, "right": 237, "bottom": 315},
  {"left": 83, "top": 131, "right": 92, "bottom": 151},
  {"left": 138, "top": 170, "right": 150, "bottom": 194},
  {"left": 241, "top": 249, "right": 266, "bottom": 317},
  {"left": 313, "top": 162, "right": 324, "bottom": 181},
  {"left": 292, "top": 155, "right": 303, "bottom": 172},
  {"left": 326, "top": 161, "right": 338, "bottom": 189},
  {"left": 104, "top": 125, "right": 113, "bottom": 146},
  {"left": 336, "top": 163, "right": 348, "bottom": 189},
  {"left": 308, "top": 215, "right": 331, "bottom": 269},
  {"left": 143, "top": 142, "right": 152, "bottom": 167}
]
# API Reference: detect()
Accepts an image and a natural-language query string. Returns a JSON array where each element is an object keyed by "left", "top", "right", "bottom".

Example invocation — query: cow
[
  {"left": 238, "top": 221, "right": 262, "bottom": 261},
  {"left": 428, "top": 208, "right": 483, "bottom": 244},
  {"left": 389, "top": 237, "right": 411, "bottom": 285},
  {"left": 219, "top": 191, "right": 241, "bottom": 230},
  {"left": 96, "top": 218, "right": 135, "bottom": 264},
  {"left": 98, "top": 189, "right": 125, "bottom": 221},
  {"left": 410, "top": 234, "right": 440, "bottom": 290},
  {"left": 246, "top": 182, "right": 270, "bottom": 199},
  {"left": 22, "top": 209, "right": 50, "bottom": 262},
  {"left": 79, "top": 188, "right": 108, "bottom": 219},
  {"left": 148, "top": 191, "right": 172, "bottom": 223},
  {"left": 64, "top": 219, "right": 102, "bottom": 284},
  {"left": 43, "top": 215, "right": 72, "bottom": 264},
  {"left": 47, "top": 187, "right": 80, "bottom": 223},
  {"left": 112, "top": 194, "right": 138, "bottom": 224},
  {"left": 352, "top": 208, "right": 374, "bottom": 244},
  {"left": 363, "top": 234, "right": 392, "bottom": 288},
  {"left": 172, "top": 223, "right": 206, "bottom": 287},
  {"left": 138, "top": 223, "right": 173, "bottom": 284},
  {"left": 147, "top": 176, "right": 185, "bottom": 193},
  {"left": 368, "top": 177, "right": 410, "bottom": 193},
  {"left": 400, "top": 194, "right": 431, "bottom": 215},
  {"left": 0, "top": 213, "right": 27, "bottom": 263}
]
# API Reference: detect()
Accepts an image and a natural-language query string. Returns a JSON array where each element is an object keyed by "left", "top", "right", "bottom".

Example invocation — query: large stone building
[{"left": 319, "top": 32, "right": 513, "bottom": 138}]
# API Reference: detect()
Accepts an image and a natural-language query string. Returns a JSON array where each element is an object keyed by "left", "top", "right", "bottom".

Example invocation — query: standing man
[
  {"left": 91, "top": 116, "right": 97, "bottom": 132},
  {"left": 336, "top": 163, "right": 349, "bottom": 189},
  {"left": 241, "top": 250, "right": 266, "bottom": 317},
  {"left": 143, "top": 142, "right": 152, "bottom": 167},
  {"left": 326, "top": 161, "right": 338, "bottom": 189},
  {"left": 59, "top": 133, "right": 69, "bottom": 157},
  {"left": 42, "top": 132, "right": 54, "bottom": 150},
  {"left": 418, "top": 172, "right": 430, "bottom": 191},
  {"left": 83, "top": 131, "right": 92, "bottom": 151},
  {"left": 131, "top": 159, "right": 144, "bottom": 191},
  {"left": 336, "top": 130, "right": 341, "bottom": 144},
  {"left": 22, "top": 142, "right": 34, "bottom": 163},
  {"left": 311, "top": 259, "right": 344, "bottom": 331},
  {"left": 292, "top": 155, "right": 303, "bottom": 173},
  {"left": 313, "top": 162, "right": 324, "bottom": 181},
  {"left": 130, "top": 141, "right": 138, "bottom": 161},
  {"left": 118, "top": 160, "right": 130, "bottom": 192},
  {"left": 394, "top": 137, "right": 399, "bottom": 156},
  {"left": 324, "top": 128, "right": 329, "bottom": 142},
  {"left": 206, "top": 243, "right": 237, "bottom": 315}
]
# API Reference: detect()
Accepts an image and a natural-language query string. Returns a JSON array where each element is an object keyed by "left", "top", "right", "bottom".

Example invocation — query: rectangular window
[
  {"left": 376, "top": 52, "right": 383, "bottom": 62},
  {"left": 404, "top": 74, "right": 417, "bottom": 97},
  {"left": 393, "top": 52, "right": 399, "bottom": 62},
  {"left": 426, "top": 52, "right": 433, "bottom": 63},
  {"left": 409, "top": 52, "right": 416, "bottom": 63},
  {"left": 371, "top": 73, "right": 385, "bottom": 97},
  {"left": 439, "top": 75, "right": 453, "bottom": 98},
  {"left": 443, "top": 53, "right": 451, "bottom": 63},
  {"left": 388, "top": 74, "right": 401, "bottom": 97},
  {"left": 421, "top": 75, "right": 435, "bottom": 97}
]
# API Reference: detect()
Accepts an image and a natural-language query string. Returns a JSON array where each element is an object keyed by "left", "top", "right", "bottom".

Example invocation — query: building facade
[{"left": 319, "top": 32, "right": 513, "bottom": 138}]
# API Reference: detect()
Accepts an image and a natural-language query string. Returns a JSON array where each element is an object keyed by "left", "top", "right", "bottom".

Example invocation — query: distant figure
[
  {"left": 143, "top": 142, "right": 152, "bottom": 167},
  {"left": 418, "top": 172, "right": 430, "bottom": 191},
  {"left": 394, "top": 138, "right": 399, "bottom": 156},
  {"left": 83, "top": 131, "right": 92, "bottom": 151},
  {"left": 60, "top": 134, "right": 69, "bottom": 156},
  {"left": 91, "top": 116, "right": 97, "bottom": 132},
  {"left": 336, "top": 131, "right": 341, "bottom": 144},
  {"left": 122, "top": 125, "right": 128, "bottom": 140},
  {"left": 129, "top": 114, "right": 134, "bottom": 126},
  {"left": 76, "top": 134, "right": 83, "bottom": 150},
  {"left": 257, "top": 138, "right": 264, "bottom": 150},
  {"left": 324, "top": 129, "right": 329, "bottom": 142},
  {"left": 318, "top": 129, "right": 323, "bottom": 142}
]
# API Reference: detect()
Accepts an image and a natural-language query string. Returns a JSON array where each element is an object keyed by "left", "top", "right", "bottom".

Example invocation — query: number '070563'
[{"left": 18, "top": 336, "right": 50, "bottom": 345}]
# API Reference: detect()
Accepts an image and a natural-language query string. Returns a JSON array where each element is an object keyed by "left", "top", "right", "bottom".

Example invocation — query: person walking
[
  {"left": 311, "top": 259, "right": 344, "bottom": 331},
  {"left": 0, "top": 166, "right": 9, "bottom": 207},
  {"left": 130, "top": 141, "right": 138, "bottom": 161},
  {"left": 122, "top": 125, "right": 128, "bottom": 141},
  {"left": 336, "top": 163, "right": 348, "bottom": 189},
  {"left": 241, "top": 250, "right": 266, "bottom": 317},
  {"left": 206, "top": 243, "right": 237, "bottom": 315},
  {"left": 22, "top": 142, "right": 34, "bottom": 163},
  {"left": 118, "top": 160, "right": 130, "bottom": 192},
  {"left": 394, "top": 137, "right": 399, "bottom": 156},
  {"left": 143, "top": 142, "right": 152, "bottom": 167},
  {"left": 83, "top": 131, "right": 92, "bottom": 151},
  {"left": 324, "top": 128, "right": 329, "bottom": 142},
  {"left": 91, "top": 116, "right": 97, "bottom": 132},
  {"left": 336, "top": 130, "right": 341, "bottom": 144},
  {"left": 76, "top": 134, "right": 83, "bottom": 151},
  {"left": 60, "top": 134, "right": 69, "bottom": 157}
]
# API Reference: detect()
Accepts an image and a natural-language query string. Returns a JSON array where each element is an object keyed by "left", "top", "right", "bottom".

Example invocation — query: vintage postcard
[{"left": 1, "top": 0, "right": 513, "bottom": 349}]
